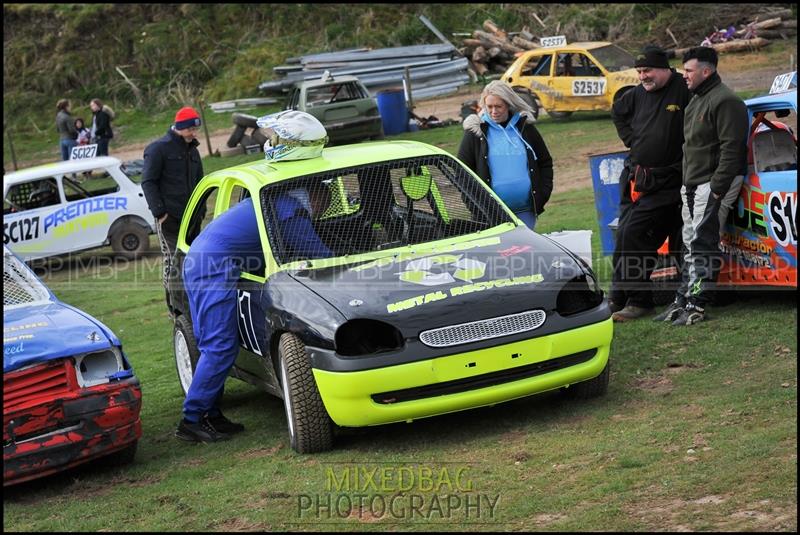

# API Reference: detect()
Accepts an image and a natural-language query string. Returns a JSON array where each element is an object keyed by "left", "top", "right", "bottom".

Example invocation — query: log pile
[
  {"left": 666, "top": 9, "right": 796, "bottom": 58},
  {"left": 458, "top": 19, "right": 544, "bottom": 77}
]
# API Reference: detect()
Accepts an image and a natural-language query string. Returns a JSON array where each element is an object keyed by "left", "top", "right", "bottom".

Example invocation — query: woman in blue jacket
[{"left": 457, "top": 81, "right": 554, "bottom": 230}]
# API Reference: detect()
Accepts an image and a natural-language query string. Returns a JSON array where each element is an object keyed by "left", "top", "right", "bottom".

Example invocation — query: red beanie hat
[{"left": 174, "top": 106, "right": 201, "bottom": 130}]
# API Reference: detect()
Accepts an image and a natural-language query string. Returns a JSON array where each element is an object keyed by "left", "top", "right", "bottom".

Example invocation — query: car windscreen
[
  {"left": 589, "top": 45, "right": 636, "bottom": 72},
  {"left": 3, "top": 249, "right": 52, "bottom": 309},
  {"left": 260, "top": 155, "right": 515, "bottom": 264},
  {"left": 305, "top": 82, "right": 367, "bottom": 107}
]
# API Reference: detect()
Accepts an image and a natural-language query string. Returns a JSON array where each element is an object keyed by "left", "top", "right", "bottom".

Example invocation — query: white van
[{"left": 3, "top": 156, "right": 155, "bottom": 261}]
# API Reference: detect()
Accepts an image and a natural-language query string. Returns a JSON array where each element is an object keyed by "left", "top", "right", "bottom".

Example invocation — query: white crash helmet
[{"left": 256, "top": 110, "right": 329, "bottom": 162}]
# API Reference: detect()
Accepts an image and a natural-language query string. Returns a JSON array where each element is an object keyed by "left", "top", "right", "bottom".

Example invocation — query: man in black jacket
[
  {"left": 609, "top": 46, "right": 691, "bottom": 321},
  {"left": 142, "top": 106, "right": 205, "bottom": 308}
]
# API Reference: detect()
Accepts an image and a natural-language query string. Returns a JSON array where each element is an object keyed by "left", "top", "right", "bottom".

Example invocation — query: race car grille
[
  {"left": 3, "top": 360, "right": 71, "bottom": 412},
  {"left": 419, "top": 310, "right": 546, "bottom": 348},
  {"left": 371, "top": 349, "right": 597, "bottom": 404}
]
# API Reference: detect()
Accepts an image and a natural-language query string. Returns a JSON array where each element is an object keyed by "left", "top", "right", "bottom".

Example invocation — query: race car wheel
[
  {"left": 111, "top": 223, "right": 150, "bottom": 259},
  {"left": 232, "top": 112, "right": 258, "bottom": 129},
  {"left": 277, "top": 333, "right": 334, "bottom": 453},
  {"left": 96, "top": 440, "right": 138, "bottom": 469},
  {"left": 174, "top": 314, "right": 200, "bottom": 396},
  {"left": 563, "top": 360, "right": 610, "bottom": 399},
  {"left": 219, "top": 145, "right": 245, "bottom": 157},
  {"left": 513, "top": 89, "right": 539, "bottom": 120},
  {"left": 227, "top": 125, "right": 247, "bottom": 148}
]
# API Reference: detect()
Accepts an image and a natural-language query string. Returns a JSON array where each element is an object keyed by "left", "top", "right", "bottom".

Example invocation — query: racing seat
[
  {"left": 357, "top": 166, "right": 405, "bottom": 248},
  {"left": 752, "top": 123, "right": 797, "bottom": 173}
]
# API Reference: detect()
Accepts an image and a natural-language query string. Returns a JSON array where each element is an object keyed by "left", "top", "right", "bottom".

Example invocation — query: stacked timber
[
  {"left": 666, "top": 9, "right": 796, "bottom": 58},
  {"left": 459, "top": 20, "right": 542, "bottom": 77},
  {"left": 258, "top": 43, "right": 471, "bottom": 101}
]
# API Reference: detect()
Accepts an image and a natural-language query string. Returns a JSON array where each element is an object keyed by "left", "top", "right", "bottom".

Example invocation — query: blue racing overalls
[{"left": 182, "top": 198, "right": 263, "bottom": 422}]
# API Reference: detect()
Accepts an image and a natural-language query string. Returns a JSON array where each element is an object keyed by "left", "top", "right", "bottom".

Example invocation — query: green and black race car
[{"left": 168, "top": 140, "right": 613, "bottom": 453}]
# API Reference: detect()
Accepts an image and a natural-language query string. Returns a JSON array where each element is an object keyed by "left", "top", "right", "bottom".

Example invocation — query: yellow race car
[{"left": 502, "top": 41, "right": 640, "bottom": 120}]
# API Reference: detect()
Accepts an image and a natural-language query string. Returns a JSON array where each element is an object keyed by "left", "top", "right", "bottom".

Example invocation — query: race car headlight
[
  {"left": 335, "top": 319, "right": 404, "bottom": 357},
  {"left": 74, "top": 347, "right": 125, "bottom": 388},
  {"left": 556, "top": 274, "right": 604, "bottom": 317}
]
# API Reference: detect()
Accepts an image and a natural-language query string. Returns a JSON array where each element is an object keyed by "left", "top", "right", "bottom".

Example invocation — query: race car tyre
[
  {"left": 251, "top": 127, "right": 268, "bottom": 147},
  {"left": 174, "top": 314, "right": 200, "bottom": 397},
  {"left": 277, "top": 332, "right": 334, "bottom": 453},
  {"left": 232, "top": 112, "right": 258, "bottom": 129},
  {"left": 219, "top": 145, "right": 245, "bottom": 157},
  {"left": 238, "top": 134, "right": 254, "bottom": 149},
  {"left": 563, "top": 361, "right": 610, "bottom": 399},
  {"left": 227, "top": 125, "right": 247, "bottom": 148},
  {"left": 110, "top": 223, "right": 150, "bottom": 260},
  {"left": 96, "top": 440, "right": 138, "bottom": 469},
  {"left": 513, "top": 89, "right": 540, "bottom": 120},
  {"left": 547, "top": 111, "right": 573, "bottom": 120}
]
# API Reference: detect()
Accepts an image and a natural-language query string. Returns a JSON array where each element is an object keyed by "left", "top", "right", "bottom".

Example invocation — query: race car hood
[
  {"left": 287, "top": 226, "right": 595, "bottom": 329},
  {"left": 3, "top": 301, "right": 118, "bottom": 374}
]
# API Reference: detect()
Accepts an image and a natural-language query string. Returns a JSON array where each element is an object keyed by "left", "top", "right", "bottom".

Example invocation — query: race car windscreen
[
  {"left": 261, "top": 155, "right": 516, "bottom": 264},
  {"left": 589, "top": 45, "right": 636, "bottom": 72},
  {"left": 3, "top": 248, "right": 52, "bottom": 309}
]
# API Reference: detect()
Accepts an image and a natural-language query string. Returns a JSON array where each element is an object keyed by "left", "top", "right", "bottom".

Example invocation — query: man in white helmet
[{"left": 176, "top": 111, "right": 331, "bottom": 443}]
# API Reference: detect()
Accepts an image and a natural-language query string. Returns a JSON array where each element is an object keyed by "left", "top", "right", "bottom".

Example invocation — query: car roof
[
  {"left": 527, "top": 42, "right": 613, "bottom": 54},
  {"left": 296, "top": 75, "right": 361, "bottom": 88},
  {"left": 4, "top": 156, "right": 122, "bottom": 184},
  {"left": 745, "top": 88, "right": 797, "bottom": 112},
  {"left": 204, "top": 140, "right": 448, "bottom": 188}
]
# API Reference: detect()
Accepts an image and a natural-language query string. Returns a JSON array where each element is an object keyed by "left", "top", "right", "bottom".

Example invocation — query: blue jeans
[
  {"left": 515, "top": 209, "right": 537, "bottom": 230},
  {"left": 60, "top": 139, "right": 76, "bottom": 161}
]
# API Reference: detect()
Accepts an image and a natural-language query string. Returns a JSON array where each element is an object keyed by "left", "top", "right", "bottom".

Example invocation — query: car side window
[
  {"left": 4, "top": 178, "right": 60, "bottom": 213},
  {"left": 285, "top": 89, "right": 300, "bottom": 110},
  {"left": 752, "top": 116, "right": 798, "bottom": 173},
  {"left": 575, "top": 54, "right": 603, "bottom": 76},
  {"left": 62, "top": 168, "right": 120, "bottom": 202},
  {"left": 556, "top": 53, "right": 602, "bottom": 77},
  {"left": 524, "top": 55, "right": 552, "bottom": 76},
  {"left": 184, "top": 187, "right": 218, "bottom": 246}
]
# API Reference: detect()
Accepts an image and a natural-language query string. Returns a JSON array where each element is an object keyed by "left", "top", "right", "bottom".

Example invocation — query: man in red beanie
[{"left": 142, "top": 106, "right": 205, "bottom": 311}]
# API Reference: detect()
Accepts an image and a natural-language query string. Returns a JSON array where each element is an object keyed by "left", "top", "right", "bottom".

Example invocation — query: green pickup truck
[{"left": 284, "top": 73, "right": 384, "bottom": 145}]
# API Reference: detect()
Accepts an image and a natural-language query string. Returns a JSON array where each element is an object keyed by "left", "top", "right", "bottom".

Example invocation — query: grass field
[{"left": 3, "top": 113, "right": 796, "bottom": 530}]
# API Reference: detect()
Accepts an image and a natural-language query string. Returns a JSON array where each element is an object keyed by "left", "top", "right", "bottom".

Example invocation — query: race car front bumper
[
  {"left": 3, "top": 374, "right": 142, "bottom": 487},
  {"left": 313, "top": 318, "right": 612, "bottom": 427}
]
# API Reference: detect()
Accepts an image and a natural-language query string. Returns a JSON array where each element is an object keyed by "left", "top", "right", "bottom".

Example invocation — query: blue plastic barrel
[
  {"left": 376, "top": 89, "right": 408, "bottom": 135},
  {"left": 588, "top": 150, "right": 628, "bottom": 256}
]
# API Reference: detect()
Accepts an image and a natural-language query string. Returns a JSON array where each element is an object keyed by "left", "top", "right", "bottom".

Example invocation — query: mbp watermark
[{"left": 296, "top": 463, "right": 501, "bottom": 523}]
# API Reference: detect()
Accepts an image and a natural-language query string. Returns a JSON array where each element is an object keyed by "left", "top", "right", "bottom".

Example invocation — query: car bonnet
[
  {"left": 286, "top": 226, "right": 590, "bottom": 325},
  {"left": 3, "top": 301, "right": 117, "bottom": 374}
]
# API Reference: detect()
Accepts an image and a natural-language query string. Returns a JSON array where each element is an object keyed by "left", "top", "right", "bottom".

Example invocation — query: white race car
[{"left": 4, "top": 156, "right": 155, "bottom": 260}]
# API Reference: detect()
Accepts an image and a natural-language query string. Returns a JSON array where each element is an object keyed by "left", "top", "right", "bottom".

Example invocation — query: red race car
[{"left": 3, "top": 246, "right": 142, "bottom": 486}]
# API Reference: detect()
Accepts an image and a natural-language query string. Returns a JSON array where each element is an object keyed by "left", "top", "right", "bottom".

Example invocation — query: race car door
[{"left": 550, "top": 51, "right": 608, "bottom": 112}]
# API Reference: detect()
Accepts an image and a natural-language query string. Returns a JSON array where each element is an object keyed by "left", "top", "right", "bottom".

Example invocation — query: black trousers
[{"left": 610, "top": 198, "right": 682, "bottom": 308}]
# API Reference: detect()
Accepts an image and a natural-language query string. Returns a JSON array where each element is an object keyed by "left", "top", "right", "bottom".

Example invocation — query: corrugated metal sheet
[{"left": 260, "top": 43, "right": 472, "bottom": 102}]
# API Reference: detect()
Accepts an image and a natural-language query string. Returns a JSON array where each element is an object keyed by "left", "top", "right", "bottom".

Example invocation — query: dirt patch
[
  {"left": 532, "top": 512, "right": 567, "bottom": 525},
  {"left": 632, "top": 375, "right": 675, "bottom": 394},
  {"left": 234, "top": 443, "right": 283, "bottom": 460},
  {"left": 625, "top": 491, "right": 797, "bottom": 531},
  {"left": 211, "top": 517, "right": 271, "bottom": 531}
]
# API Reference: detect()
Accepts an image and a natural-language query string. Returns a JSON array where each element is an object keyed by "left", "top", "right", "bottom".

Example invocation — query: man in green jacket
[{"left": 654, "top": 46, "right": 748, "bottom": 326}]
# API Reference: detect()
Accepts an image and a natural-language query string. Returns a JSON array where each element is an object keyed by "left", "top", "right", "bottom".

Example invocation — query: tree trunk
[{"left": 482, "top": 19, "right": 507, "bottom": 40}]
